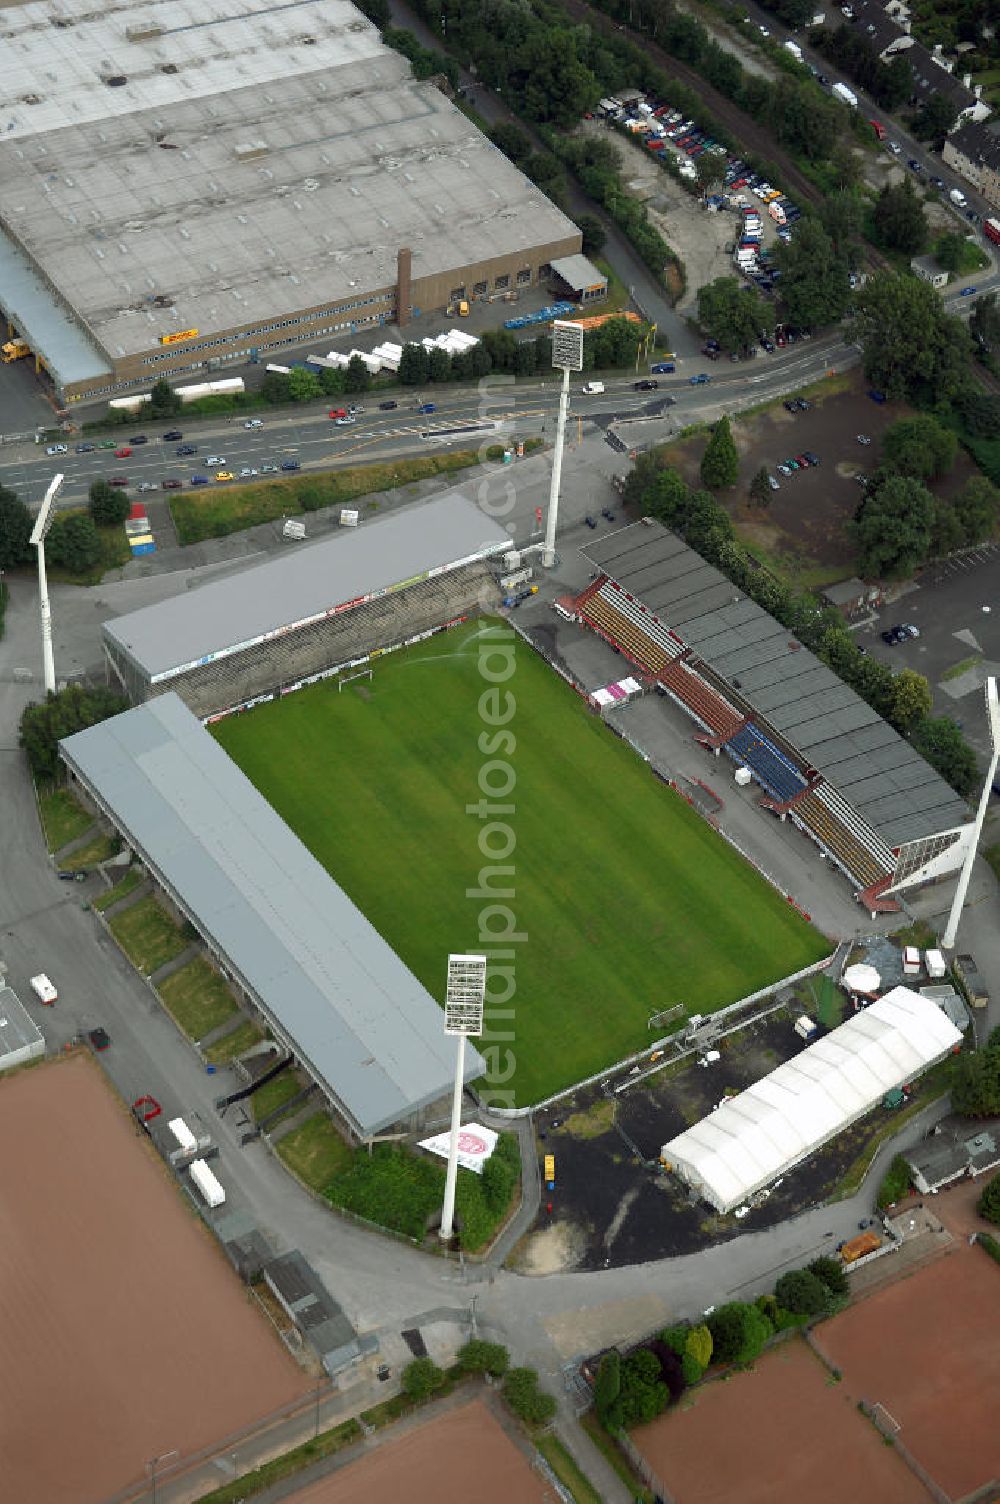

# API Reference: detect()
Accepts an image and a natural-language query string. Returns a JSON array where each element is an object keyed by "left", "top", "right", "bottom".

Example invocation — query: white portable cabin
[{"left": 188, "top": 1158, "right": 226, "bottom": 1209}]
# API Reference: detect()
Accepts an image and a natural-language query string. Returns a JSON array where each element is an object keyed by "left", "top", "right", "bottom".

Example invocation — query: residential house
[{"left": 943, "top": 118, "right": 1000, "bottom": 210}]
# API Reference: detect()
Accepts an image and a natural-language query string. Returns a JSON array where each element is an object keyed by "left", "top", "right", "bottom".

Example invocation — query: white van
[
  {"left": 31, "top": 974, "right": 58, "bottom": 1004},
  {"left": 581, "top": 381, "right": 605, "bottom": 395},
  {"left": 244, "top": 418, "right": 264, "bottom": 429}
]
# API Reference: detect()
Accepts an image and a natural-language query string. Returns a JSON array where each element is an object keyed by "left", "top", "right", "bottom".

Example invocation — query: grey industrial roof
[
  {"left": 0, "top": 0, "right": 579, "bottom": 362},
  {"left": 103, "top": 493, "right": 510, "bottom": 683},
  {"left": 549, "top": 255, "right": 608, "bottom": 292},
  {"left": 0, "top": 985, "right": 45, "bottom": 1065},
  {"left": 584, "top": 522, "right": 969, "bottom": 847},
  {"left": 60, "top": 694, "right": 484, "bottom": 1137}
]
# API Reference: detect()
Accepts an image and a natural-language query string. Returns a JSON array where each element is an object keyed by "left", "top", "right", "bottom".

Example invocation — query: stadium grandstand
[
  {"left": 573, "top": 521, "right": 972, "bottom": 907},
  {"left": 662, "top": 987, "right": 962, "bottom": 1214},
  {"left": 103, "top": 495, "right": 509, "bottom": 718},
  {"left": 60, "top": 694, "right": 485, "bottom": 1140}
]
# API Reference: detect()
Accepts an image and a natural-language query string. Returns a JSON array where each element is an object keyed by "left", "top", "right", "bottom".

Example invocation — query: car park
[
  {"left": 161, "top": 479, "right": 182, "bottom": 489},
  {"left": 280, "top": 460, "right": 300, "bottom": 471},
  {"left": 163, "top": 429, "right": 183, "bottom": 441},
  {"left": 114, "top": 446, "right": 132, "bottom": 458},
  {"left": 45, "top": 443, "right": 68, "bottom": 455},
  {"left": 128, "top": 435, "right": 148, "bottom": 445},
  {"left": 215, "top": 471, "right": 234, "bottom": 481},
  {"left": 75, "top": 442, "right": 95, "bottom": 453},
  {"left": 176, "top": 444, "right": 196, "bottom": 456}
]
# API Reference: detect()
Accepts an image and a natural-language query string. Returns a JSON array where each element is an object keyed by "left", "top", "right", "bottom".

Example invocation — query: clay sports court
[
  {"left": 0, "top": 1055, "right": 311, "bottom": 1502},
  {"left": 280, "top": 1399, "right": 556, "bottom": 1503},
  {"left": 633, "top": 1338, "right": 925, "bottom": 1504},
  {"left": 815, "top": 1248, "right": 1000, "bottom": 1498}
]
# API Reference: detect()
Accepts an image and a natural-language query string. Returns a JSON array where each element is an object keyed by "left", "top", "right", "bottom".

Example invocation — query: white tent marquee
[{"left": 662, "top": 988, "right": 961, "bottom": 1213}]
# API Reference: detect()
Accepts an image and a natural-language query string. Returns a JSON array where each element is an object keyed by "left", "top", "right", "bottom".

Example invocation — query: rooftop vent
[
  {"left": 20, "top": 94, "right": 42, "bottom": 106},
  {"left": 303, "top": 178, "right": 319, "bottom": 191},
  {"left": 159, "top": 63, "right": 178, "bottom": 75},
  {"left": 127, "top": 22, "right": 163, "bottom": 41},
  {"left": 158, "top": 142, "right": 179, "bottom": 150},
  {"left": 234, "top": 141, "right": 269, "bottom": 161},
  {"left": 105, "top": 76, "right": 128, "bottom": 88}
]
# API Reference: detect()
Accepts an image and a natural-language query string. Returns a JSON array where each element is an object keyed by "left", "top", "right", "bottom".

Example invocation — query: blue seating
[{"left": 724, "top": 722, "right": 807, "bottom": 803}]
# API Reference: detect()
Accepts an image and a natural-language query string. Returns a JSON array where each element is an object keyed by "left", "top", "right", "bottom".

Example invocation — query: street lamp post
[
  {"left": 942, "top": 676, "right": 1000, "bottom": 951},
  {"left": 440, "top": 954, "right": 486, "bottom": 1243},
  {"left": 29, "top": 472, "right": 64, "bottom": 696},
  {"left": 146, "top": 1448, "right": 179, "bottom": 1504},
  {"left": 542, "top": 322, "right": 584, "bottom": 569}
]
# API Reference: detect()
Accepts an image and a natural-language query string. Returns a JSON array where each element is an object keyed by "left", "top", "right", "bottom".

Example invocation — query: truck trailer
[
  {"left": 831, "top": 82, "right": 858, "bottom": 108},
  {"left": 985, "top": 217, "right": 1000, "bottom": 247}
]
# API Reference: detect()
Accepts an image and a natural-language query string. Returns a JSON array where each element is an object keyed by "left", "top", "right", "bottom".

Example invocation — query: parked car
[
  {"left": 334, "top": 417, "right": 355, "bottom": 425},
  {"left": 602, "top": 507, "right": 616, "bottom": 521},
  {"left": 110, "top": 476, "right": 129, "bottom": 487},
  {"left": 783, "top": 400, "right": 799, "bottom": 413},
  {"left": 163, "top": 430, "right": 183, "bottom": 441},
  {"left": 690, "top": 373, "right": 711, "bottom": 385},
  {"left": 857, "top": 433, "right": 871, "bottom": 445},
  {"left": 128, "top": 435, "right": 149, "bottom": 445},
  {"left": 99, "top": 439, "right": 117, "bottom": 450},
  {"left": 784, "top": 458, "right": 801, "bottom": 471},
  {"left": 161, "top": 479, "right": 182, "bottom": 489},
  {"left": 960, "top": 286, "right": 977, "bottom": 297},
  {"left": 768, "top": 474, "right": 780, "bottom": 490},
  {"left": 777, "top": 463, "right": 793, "bottom": 476},
  {"left": 45, "top": 443, "right": 68, "bottom": 455},
  {"left": 907, "top": 158, "right": 923, "bottom": 174},
  {"left": 87, "top": 1027, "right": 110, "bottom": 1052},
  {"left": 882, "top": 625, "right": 907, "bottom": 644},
  {"left": 191, "top": 474, "right": 210, "bottom": 485},
  {"left": 205, "top": 455, "right": 226, "bottom": 465},
  {"left": 651, "top": 362, "right": 675, "bottom": 374},
  {"left": 260, "top": 463, "right": 279, "bottom": 473},
  {"left": 176, "top": 444, "right": 196, "bottom": 456},
  {"left": 239, "top": 467, "right": 258, "bottom": 478},
  {"left": 137, "top": 481, "right": 156, "bottom": 493},
  {"left": 328, "top": 408, "right": 347, "bottom": 419},
  {"left": 280, "top": 460, "right": 300, "bottom": 471},
  {"left": 379, "top": 400, "right": 398, "bottom": 410},
  {"left": 75, "top": 442, "right": 95, "bottom": 453},
  {"left": 114, "top": 447, "right": 132, "bottom": 458},
  {"left": 803, "top": 451, "right": 820, "bottom": 466},
  {"left": 585, "top": 515, "right": 597, "bottom": 529},
  {"left": 214, "top": 471, "right": 234, "bottom": 482},
  {"left": 634, "top": 379, "right": 659, "bottom": 390},
  {"left": 417, "top": 402, "right": 437, "bottom": 414}
]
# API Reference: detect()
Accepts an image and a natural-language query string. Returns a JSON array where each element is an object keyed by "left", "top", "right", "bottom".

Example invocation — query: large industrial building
[
  {"left": 0, "top": 0, "right": 581, "bottom": 405},
  {"left": 662, "top": 988, "right": 962, "bottom": 1214},
  {"left": 102, "top": 493, "right": 509, "bottom": 716},
  {"left": 574, "top": 521, "right": 972, "bottom": 904},
  {"left": 60, "top": 694, "right": 486, "bottom": 1139}
]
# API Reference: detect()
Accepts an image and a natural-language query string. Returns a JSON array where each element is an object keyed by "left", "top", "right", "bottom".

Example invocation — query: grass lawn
[
  {"left": 214, "top": 621, "right": 827, "bottom": 1104},
  {"left": 108, "top": 895, "right": 190, "bottom": 976},
  {"left": 58, "top": 832, "right": 120, "bottom": 871},
  {"left": 252, "top": 1068, "right": 305, "bottom": 1124},
  {"left": 93, "top": 867, "right": 143, "bottom": 911},
  {"left": 276, "top": 1112, "right": 354, "bottom": 1190},
  {"left": 203, "top": 1017, "right": 265, "bottom": 1064},
  {"left": 535, "top": 1435, "right": 604, "bottom": 1504},
  {"left": 169, "top": 451, "right": 483, "bottom": 545},
  {"left": 38, "top": 786, "right": 93, "bottom": 852},
  {"left": 156, "top": 954, "right": 238, "bottom": 1039}
]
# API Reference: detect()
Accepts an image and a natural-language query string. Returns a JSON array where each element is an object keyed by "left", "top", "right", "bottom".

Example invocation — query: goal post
[{"left": 337, "top": 668, "right": 373, "bottom": 693}]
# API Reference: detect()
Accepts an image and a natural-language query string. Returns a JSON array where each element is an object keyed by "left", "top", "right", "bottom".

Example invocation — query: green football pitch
[{"left": 213, "top": 620, "right": 828, "bottom": 1105}]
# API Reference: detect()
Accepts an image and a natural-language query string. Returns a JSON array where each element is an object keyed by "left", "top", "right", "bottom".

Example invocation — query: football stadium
[{"left": 87, "top": 494, "right": 827, "bottom": 1114}]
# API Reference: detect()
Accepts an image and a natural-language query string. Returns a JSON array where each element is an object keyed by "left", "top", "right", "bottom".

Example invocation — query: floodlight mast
[
  {"left": 543, "top": 321, "right": 584, "bottom": 568},
  {"left": 440, "top": 953, "right": 486, "bottom": 1242},
  {"left": 942, "top": 676, "right": 1000, "bottom": 950},
  {"left": 29, "top": 474, "right": 64, "bottom": 696}
]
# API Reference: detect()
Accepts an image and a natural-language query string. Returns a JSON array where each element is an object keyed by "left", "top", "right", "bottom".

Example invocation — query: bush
[
  {"left": 456, "top": 1340, "right": 509, "bottom": 1377},
  {"left": 88, "top": 479, "right": 131, "bottom": 527},
  {"left": 877, "top": 1154, "right": 911, "bottom": 1209},
  {"left": 977, "top": 1231, "right": 1000, "bottom": 1264},
  {"left": 0, "top": 486, "right": 36, "bottom": 569},
  {"left": 45, "top": 512, "right": 102, "bottom": 574},
  {"left": 707, "top": 1301, "right": 772, "bottom": 1365},
  {"left": 593, "top": 1350, "right": 621, "bottom": 1428},
  {"left": 401, "top": 1357, "right": 446, "bottom": 1401},
  {"left": 808, "top": 1256, "right": 849, "bottom": 1299},
  {"left": 774, "top": 1268, "right": 831, "bottom": 1316},
  {"left": 978, "top": 1171, "right": 1000, "bottom": 1226},
  {"left": 503, "top": 1367, "right": 557, "bottom": 1426}
]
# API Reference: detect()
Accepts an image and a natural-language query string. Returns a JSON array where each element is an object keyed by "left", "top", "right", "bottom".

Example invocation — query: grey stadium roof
[
  {"left": 60, "top": 694, "right": 484, "bottom": 1137},
  {"left": 0, "top": 0, "right": 579, "bottom": 363},
  {"left": 103, "top": 493, "right": 510, "bottom": 684},
  {"left": 584, "top": 523, "right": 968, "bottom": 847}
]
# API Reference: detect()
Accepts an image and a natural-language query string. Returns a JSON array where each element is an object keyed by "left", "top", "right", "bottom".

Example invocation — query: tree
[
  {"left": 318, "top": 366, "right": 345, "bottom": 397},
  {"left": 931, "top": 499, "right": 966, "bottom": 557},
  {"left": 88, "top": 479, "right": 130, "bottom": 527},
  {"left": 853, "top": 272, "right": 973, "bottom": 406},
  {"left": 685, "top": 1323, "right": 713, "bottom": 1372},
  {"left": 819, "top": 194, "right": 864, "bottom": 262},
  {"left": 853, "top": 474, "right": 935, "bottom": 577},
  {"left": 19, "top": 683, "right": 129, "bottom": 781},
  {"left": 697, "top": 276, "right": 765, "bottom": 353},
  {"left": 456, "top": 1340, "right": 509, "bottom": 1377},
  {"left": 774, "top": 218, "right": 851, "bottom": 331},
  {"left": 45, "top": 512, "right": 102, "bottom": 575},
  {"left": 954, "top": 477, "right": 1000, "bottom": 546},
  {"left": 615, "top": 1349, "right": 669, "bottom": 1426},
  {"left": 912, "top": 90, "right": 958, "bottom": 146},
  {"left": 261, "top": 372, "right": 291, "bottom": 403},
  {"left": 892, "top": 668, "right": 933, "bottom": 730},
  {"left": 0, "top": 486, "right": 35, "bottom": 568},
  {"left": 953, "top": 1032, "right": 1000, "bottom": 1118},
  {"left": 933, "top": 233, "right": 966, "bottom": 275},
  {"left": 979, "top": 1172, "right": 1000, "bottom": 1225},
  {"left": 489, "top": 122, "right": 532, "bottom": 167},
  {"left": 808, "top": 1256, "right": 849, "bottom": 1299},
  {"left": 700, "top": 417, "right": 739, "bottom": 490},
  {"left": 696, "top": 152, "right": 725, "bottom": 196},
  {"left": 707, "top": 1301, "right": 772, "bottom": 1365},
  {"left": 970, "top": 292, "right": 1000, "bottom": 353},
  {"left": 344, "top": 355, "right": 370, "bottom": 393},
  {"left": 502, "top": 1367, "right": 557, "bottom": 1425},
  {"left": 912, "top": 715, "right": 979, "bottom": 797},
  {"left": 749, "top": 465, "right": 772, "bottom": 508},
  {"left": 513, "top": 339, "right": 537, "bottom": 377},
  {"left": 401, "top": 1357, "right": 445, "bottom": 1401},
  {"left": 286, "top": 367, "right": 321, "bottom": 402},
  {"left": 774, "top": 1268, "right": 831, "bottom": 1316},
  {"left": 427, "top": 346, "right": 452, "bottom": 383},
  {"left": 594, "top": 1351, "right": 621, "bottom": 1428},
  {"left": 872, "top": 178, "right": 927, "bottom": 255},
  {"left": 577, "top": 214, "right": 606, "bottom": 257},
  {"left": 882, "top": 415, "right": 956, "bottom": 481},
  {"left": 399, "top": 343, "right": 429, "bottom": 385},
  {"left": 148, "top": 377, "right": 182, "bottom": 418}
]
